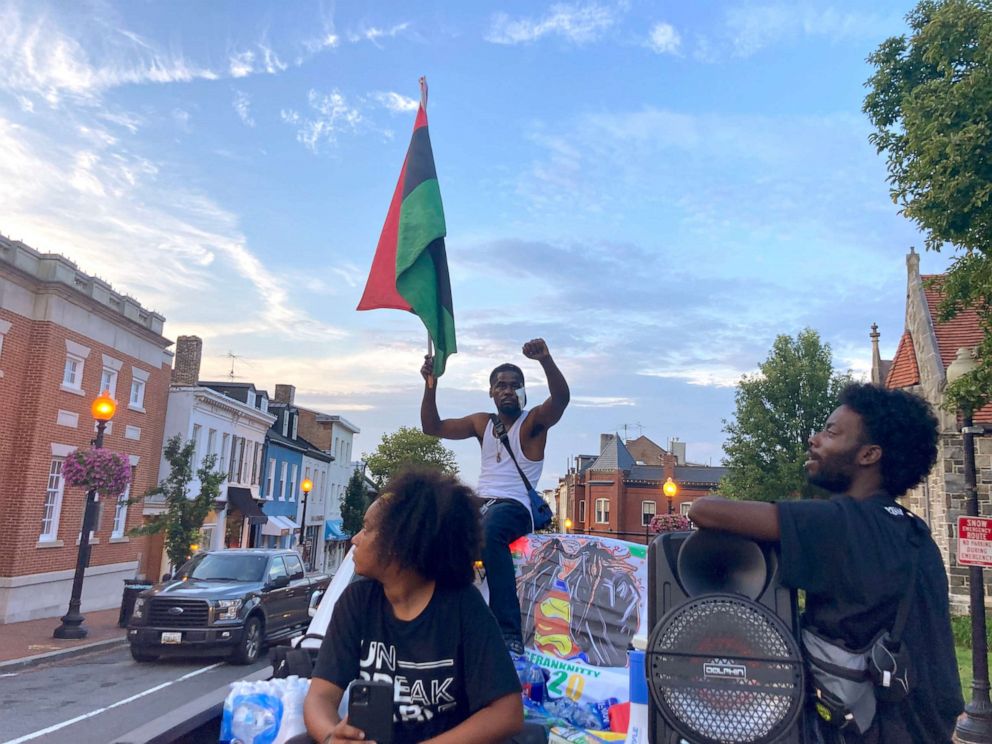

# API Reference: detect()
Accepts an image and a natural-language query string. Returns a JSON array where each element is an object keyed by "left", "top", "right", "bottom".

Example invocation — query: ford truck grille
[{"left": 148, "top": 598, "right": 210, "bottom": 627}]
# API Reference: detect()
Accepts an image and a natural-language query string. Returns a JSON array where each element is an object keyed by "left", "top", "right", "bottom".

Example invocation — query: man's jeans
[{"left": 481, "top": 498, "right": 532, "bottom": 645}]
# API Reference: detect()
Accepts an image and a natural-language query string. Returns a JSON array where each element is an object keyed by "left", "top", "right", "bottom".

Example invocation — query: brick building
[
  {"left": 0, "top": 236, "right": 172, "bottom": 623},
  {"left": 560, "top": 434, "right": 726, "bottom": 545},
  {"left": 871, "top": 248, "right": 992, "bottom": 612}
]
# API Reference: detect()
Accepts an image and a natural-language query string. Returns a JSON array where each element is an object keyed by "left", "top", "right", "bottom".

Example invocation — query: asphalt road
[{"left": 0, "top": 644, "right": 272, "bottom": 744}]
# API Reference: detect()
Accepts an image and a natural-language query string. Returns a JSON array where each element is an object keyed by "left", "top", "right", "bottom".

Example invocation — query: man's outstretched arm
[
  {"left": 420, "top": 354, "right": 485, "bottom": 441},
  {"left": 523, "top": 339, "right": 570, "bottom": 430},
  {"left": 688, "top": 496, "right": 781, "bottom": 542}
]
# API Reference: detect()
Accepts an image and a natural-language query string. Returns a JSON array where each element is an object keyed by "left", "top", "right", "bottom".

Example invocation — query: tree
[
  {"left": 864, "top": 0, "right": 992, "bottom": 411},
  {"left": 362, "top": 426, "right": 458, "bottom": 489},
  {"left": 341, "top": 467, "right": 371, "bottom": 537},
  {"left": 721, "top": 329, "right": 852, "bottom": 501},
  {"left": 130, "top": 435, "right": 226, "bottom": 571}
]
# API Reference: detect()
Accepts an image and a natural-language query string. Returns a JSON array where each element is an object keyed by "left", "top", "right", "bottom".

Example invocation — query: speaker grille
[{"left": 647, "top": 593, "right": 804, "bottom": 744}]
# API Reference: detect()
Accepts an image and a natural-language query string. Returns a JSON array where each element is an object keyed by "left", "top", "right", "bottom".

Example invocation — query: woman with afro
[{"left": 304, "top": 466, "right": 524, "bottom": 744}]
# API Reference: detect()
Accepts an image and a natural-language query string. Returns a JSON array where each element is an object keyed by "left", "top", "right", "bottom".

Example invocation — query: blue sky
[{"left": 0, "top": 0, "right": 955, "bottom": 490}]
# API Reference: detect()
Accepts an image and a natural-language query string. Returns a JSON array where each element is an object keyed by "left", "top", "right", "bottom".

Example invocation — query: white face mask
[{"left": 516, "top": 387, "right": 527, "bottom": 408}]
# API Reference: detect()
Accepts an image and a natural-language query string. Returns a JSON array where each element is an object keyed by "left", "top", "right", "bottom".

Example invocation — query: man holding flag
[{"left": 420, "top": 341, "right": 570, "bottom": 656}]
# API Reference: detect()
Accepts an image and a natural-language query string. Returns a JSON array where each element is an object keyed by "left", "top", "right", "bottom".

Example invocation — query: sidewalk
[{"left": 0, "top": 607, "right": 127, "bottom": 670}]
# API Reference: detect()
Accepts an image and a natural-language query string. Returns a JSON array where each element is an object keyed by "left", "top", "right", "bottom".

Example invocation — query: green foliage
[
  {"left": 864, "top": 0, "right": 992, "bottom": 411},
  {"left": 129, "top": 434, "right": 226, "bottom": 571},
  {"left": 363, "top": 426, "right": 458, "bottom": 489},
  {"left": 951, "top": 612, "right": 992, "bottom": 649},
  {"left": 721, "top": 329, "right": 853, "bottom": 502},
  {"left": 341, "top": 467, "right": 370, "bottom": 537}
]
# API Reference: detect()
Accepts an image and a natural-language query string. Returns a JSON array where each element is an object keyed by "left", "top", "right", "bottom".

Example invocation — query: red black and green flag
[{"left": 357, "top": 80, "right": 456, "bottom": 377}]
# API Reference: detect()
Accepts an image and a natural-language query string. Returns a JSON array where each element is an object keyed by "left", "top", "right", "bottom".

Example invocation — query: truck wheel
[
  {"left": 130, "top": 646, "right": 158, "bottom": 663},
  {"left": 231, "top": 617, "right": 263, "bottom": 665}
]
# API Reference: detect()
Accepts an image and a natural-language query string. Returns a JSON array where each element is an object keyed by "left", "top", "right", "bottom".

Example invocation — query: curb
[{"left": 0, "top": 635, "right": 128, "bottom": 672}]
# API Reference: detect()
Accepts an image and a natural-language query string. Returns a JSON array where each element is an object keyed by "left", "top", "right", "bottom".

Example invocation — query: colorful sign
[{"left": 512, "top": 534, "right": 648, "bottom": 705}]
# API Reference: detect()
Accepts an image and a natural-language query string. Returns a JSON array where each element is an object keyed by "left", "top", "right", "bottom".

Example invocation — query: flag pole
[{"left": 420, "top": 75, "right": 436, "bottom": 389}]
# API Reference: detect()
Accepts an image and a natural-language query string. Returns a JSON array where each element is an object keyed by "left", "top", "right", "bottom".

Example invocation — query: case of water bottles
[{"left": 219, "top": 675, "right": 310, "bottom": 744}]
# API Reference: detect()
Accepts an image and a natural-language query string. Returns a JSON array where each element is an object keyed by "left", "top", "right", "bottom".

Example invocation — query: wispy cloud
[
  {"left": 647, "top": 22, "right": 681, "bottom": 55},
  {"left": 485, "top": 2, "right": 622, "bottom": 45},
  {"left": 233, "top": 90, "right": 255, "bottom": 127},
  {"left": 281, "top": 89, "right": 363, "bottom": 153},
  {"left": 347, "top": 22, "right": 410, "bottom": 44},
  {"left": 369, "top": 91, "right": 419, "bottom": 113}
]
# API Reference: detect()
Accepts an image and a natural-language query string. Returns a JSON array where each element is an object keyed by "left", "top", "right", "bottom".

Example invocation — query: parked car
[{"left": 126, "top": 549, "right": 330, "bottom": 665}]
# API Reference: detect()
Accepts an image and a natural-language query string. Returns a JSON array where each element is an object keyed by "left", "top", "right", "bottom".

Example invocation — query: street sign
[{"left": 957, "top": 516, "right": 992, "bottom": 567}]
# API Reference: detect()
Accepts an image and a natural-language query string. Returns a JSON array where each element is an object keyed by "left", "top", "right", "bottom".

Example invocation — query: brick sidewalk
[{"left": 0, "top": 607, "right": 127, "bottom": 667}]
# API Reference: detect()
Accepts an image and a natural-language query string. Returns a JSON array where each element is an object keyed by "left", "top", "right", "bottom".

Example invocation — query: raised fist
[
  {"left": 522, "top": 339, "right": 550, "bottom": 361},
  {"left": 421, "top": 355, "right": 435, "bottom": 381}
]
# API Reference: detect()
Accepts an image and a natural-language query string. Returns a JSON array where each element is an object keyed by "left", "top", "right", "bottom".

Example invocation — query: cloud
[
  {"left": 573, "top": 395, "right": 638, "bottom": 407},
  {"left": 647, "top": 22, "right": 681, "bottom": 55},
  {"left": 0, "top": 3, "right": 218, "bottom": 105},
  {"left": 370, "top": 91, "right": 419, "bottom": 113},
  {"left": 172, "top": 108, "right": 191, "bottom": 132},
  {"left": 347, "top": 22, "right": 411, "bottom": 44},
  {"left": 233, "top": 90, "right": 255, "bottom": 127},
  {"left": 282, "top": 89, "right": 363, "bottom": 153},
  {"left": 486, "top": 2, "right": 621, "bottom": 45},
  {"left": 229, "top": 50, "right": 255, "bottom": 78},
  {"left": 716, "top": 4, "right": 902, "bottom": 59}
]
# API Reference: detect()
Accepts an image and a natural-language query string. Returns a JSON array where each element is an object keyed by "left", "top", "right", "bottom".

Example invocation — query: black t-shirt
[
  {"left": 778, "top": 493, "right": 963, "bottom": 743},
  {"left": 312, "top": 578, "right": 521, "bottom": 744}
]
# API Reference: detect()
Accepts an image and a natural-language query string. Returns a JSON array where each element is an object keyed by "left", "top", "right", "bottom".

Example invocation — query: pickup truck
[{"left": 126, "top": 548, "right": 330, "bottom": 665}]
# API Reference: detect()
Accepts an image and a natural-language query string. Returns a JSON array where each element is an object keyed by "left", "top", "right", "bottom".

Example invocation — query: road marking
[
  {"left": 0, "top": 673, "right": 18, "bottom": 678},
  {"left": 2, "top": 662, "right": 224, "bottom": 744}
]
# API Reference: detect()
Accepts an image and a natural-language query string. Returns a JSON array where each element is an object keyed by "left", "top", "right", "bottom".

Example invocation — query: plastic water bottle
[
  {"left": 625, "top": 636, "right": 649, "bottom": 744},
  {"left": 524, "top": 663, "right": 546, "bottom": 704}
]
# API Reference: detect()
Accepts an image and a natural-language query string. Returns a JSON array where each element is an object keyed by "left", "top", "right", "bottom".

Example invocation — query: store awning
[
  {"left": 280, "top": 515, "right": 300, "bottom": 530},
  {"left": 227, "top": 486, "right": 267, "bottom": 524},
  {"left": 261, "top": 515, "right": 293, "bottom": 536},
  {"left": 325, "top": 518, "right": 349, "bottom": 541}
]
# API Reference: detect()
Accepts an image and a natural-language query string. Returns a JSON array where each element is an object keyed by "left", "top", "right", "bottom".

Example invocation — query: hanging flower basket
[
  {"left": 62, "top": 448, "right": 131, "bottom": 496},
  {"left": 649, "top": 513, "right": 692, "bottom": 534}
]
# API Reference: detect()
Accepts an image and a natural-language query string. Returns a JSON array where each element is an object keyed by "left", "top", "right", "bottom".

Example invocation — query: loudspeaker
[{"left": 647, "top": 530, "right": 806, "bottom": 744}]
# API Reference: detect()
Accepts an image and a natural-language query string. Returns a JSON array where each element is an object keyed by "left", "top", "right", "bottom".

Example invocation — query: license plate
[{"left": 161, "top": 631, "right": 182, "bottom": 645}]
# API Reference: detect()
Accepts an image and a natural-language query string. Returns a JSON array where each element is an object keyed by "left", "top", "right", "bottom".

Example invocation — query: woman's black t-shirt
[{"left": 312, "top": 579, "right": 521, "bottom": 744}]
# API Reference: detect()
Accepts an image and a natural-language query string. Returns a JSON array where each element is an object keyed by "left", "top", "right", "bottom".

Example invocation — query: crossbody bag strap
[
  {"left": 889, "top": 514, "right": 924, "bottom": 647},
  {"left": 489, "top": 413, "right": 534, "bottom": 492}
]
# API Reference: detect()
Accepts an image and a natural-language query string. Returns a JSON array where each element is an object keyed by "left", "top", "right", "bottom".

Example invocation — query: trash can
[{"left": 119, "top": 578, "right": 152, "bottom": 627}]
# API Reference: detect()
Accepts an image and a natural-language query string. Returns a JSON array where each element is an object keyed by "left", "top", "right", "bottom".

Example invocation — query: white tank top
[{"left": 477, "top": 410, "right": 543, "bottom": 514}]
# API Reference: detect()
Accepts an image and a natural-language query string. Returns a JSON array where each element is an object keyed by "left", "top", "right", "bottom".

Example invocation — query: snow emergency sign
[{"left": 957, "top": 516, "right": 992, "bottom": 567}]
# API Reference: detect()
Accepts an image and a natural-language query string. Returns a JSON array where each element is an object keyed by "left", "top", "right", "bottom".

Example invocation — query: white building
[{"left": 152, "top": 337, "right": 275, "bottom": 572}]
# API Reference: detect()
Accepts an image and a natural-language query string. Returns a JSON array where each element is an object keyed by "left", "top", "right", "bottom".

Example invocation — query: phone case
[{"left": 347, "top": 679, "right": 394, "bottom": 743}]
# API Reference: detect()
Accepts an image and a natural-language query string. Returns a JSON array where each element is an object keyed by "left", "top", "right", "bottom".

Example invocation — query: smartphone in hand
[{"left": 347, "top": 679, "right": 394, "bottom": 743}]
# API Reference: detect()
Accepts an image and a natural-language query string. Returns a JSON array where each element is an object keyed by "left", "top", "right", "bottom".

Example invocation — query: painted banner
[{"left": 511, "top": 534, "right": 648, "bottom": 705}]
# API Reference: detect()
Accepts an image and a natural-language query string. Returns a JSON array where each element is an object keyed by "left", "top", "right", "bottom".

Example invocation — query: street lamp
[
  {"left": 948, "top": 347, "right": 992, "bottom": 743},
  {"left": 663, "top": 477, "right": 679, "bottom": 515},
  {"left": 564, "top": 517, "right": 573, "bottom": 533},
  {"left": 54, "top": 390, "right": 117, "bottom": 639},
  {"left": 299, "top": 478, "right": 313, "bottom": 569}
]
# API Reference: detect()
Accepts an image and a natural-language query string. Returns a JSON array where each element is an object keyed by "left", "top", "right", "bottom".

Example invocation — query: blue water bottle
[{"left": 525, "top": 663, "right": 546, "bottom": 704}]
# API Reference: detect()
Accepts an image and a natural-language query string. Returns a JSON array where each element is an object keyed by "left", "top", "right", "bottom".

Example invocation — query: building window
[
  {"left": 595, "top": 498, "right": 609, "bottom": 524},
  {"left": 289, "top": 464, "right": 298, "bottom": 502},
  {"left": 266, "top": 458, "right": 276, "bottom": 500},
  {"left": 279, "top": 461, "right": 287, "bottom": 500},
  {"left": 680, "top": 502, "right": 692, "bottom": 517},
  {"left": 200, "top": 524, "right": 215, "bottom": 551},
  {"left": 112, "top": 467, "right": 134, "bottom": 538},
  {"left": 250, "top": 442, "right": 260, "bottom": 485},
  {"left": 220, "top": 433, "right": 230, "bottom": 474},
  {"left": 207, "top": 429, "right": 217, "bottom": 463},
  {"left": 129, "top": 378, "right": 145, "bottom": 408},
  {"left": 100, "top": 367, "right": 118, "bottom": 397},
  {"left": 63, "top": 355, "right": 84, "bottom": 389},
  {"left": 228, "top": 436, "right": 240, "bottom": 482},
  {"left": 40, "top": 457, "right": 66, "bottom": 541},
  {"left": 642, "top": 500, "right": 657, "bottom": 526},
  {"left": 191, "top": 424, "right": 202, "bottom": 470},
  {"left": 238, "top": 438, "right": 248, "bottom": 483},
  {"left": 578, "top": 500, "right": 586, "bottom": 523}
]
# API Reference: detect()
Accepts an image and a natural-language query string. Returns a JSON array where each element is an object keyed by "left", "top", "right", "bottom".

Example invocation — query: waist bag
[
  {"left": 802, "top": 507, "right": 923, "bottom": 734},
  {"left": 489, "top": 414, "right": 553, "bottom": 531}
]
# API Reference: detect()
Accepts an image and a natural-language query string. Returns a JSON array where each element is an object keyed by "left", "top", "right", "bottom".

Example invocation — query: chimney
[
  {"left": 669, "top": 437, "right": 686, "bottom": 465},
  {"left": 171, "top": 335, "right": 202, "bottom": 386},
  {"left": 274, "top": 384, "right": 296, "bottom": 405},
  {"left": 906, "top": 246, "right": 920, "bottom": 281},
  {"left": 599, "top": 433, "right": 613, "bottom": 453}
]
